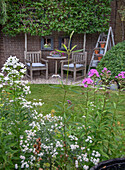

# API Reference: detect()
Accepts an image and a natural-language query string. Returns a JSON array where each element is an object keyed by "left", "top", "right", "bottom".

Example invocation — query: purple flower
[
  {"left": 67, "top": 100, "right": 72, "bottom": 105},
  {"left": 82, "top": 78, "right": 93, "bottom": 88},
  {"left": 88, "top": 69, "right": 99, "bottom": 77},
  {"left": 115, "top": 76, "right": 118, "bottom": 79}
]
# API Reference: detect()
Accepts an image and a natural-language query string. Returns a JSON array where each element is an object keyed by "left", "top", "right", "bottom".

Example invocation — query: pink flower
[
  {"left": 88, "top": 69, "right": 99, "bottom": 77},
  {"left": 103, "top": 67, "right": 107, "bottom": 71},
  {"left": 118, "top": 71, "right": 125, "bottom": 79},
  {"left": 101, "top": 68, "right": 111, "bottom": 76},
  {"left": 102, "top": 67, "right": 108, "bottom": 73},
  {"left": 82, "top": 78, "right": 93, "bottom": 88}
]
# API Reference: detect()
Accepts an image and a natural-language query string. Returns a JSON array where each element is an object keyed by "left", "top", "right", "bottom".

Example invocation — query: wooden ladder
[{"left": 87, "top": 27, "right": 115, "bottom": 74}]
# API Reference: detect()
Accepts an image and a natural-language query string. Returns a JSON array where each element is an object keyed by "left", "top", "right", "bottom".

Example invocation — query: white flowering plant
[
  {"left": 0, "top": 56, "right": 44, "bottom": 169},
  {"left": 0, "top": 39, "right": 124, "bottom": 169}
]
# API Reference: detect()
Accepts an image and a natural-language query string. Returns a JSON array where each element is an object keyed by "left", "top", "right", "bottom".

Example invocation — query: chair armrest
[
  {"left": 60, "top": 59, "right": 73, "bottom": 63},
  {"left": 40, "top": 58, "right": 48, "bottom": 63},
  {"left": 25, "top": 59, "right": 32, "bottom": 63}
]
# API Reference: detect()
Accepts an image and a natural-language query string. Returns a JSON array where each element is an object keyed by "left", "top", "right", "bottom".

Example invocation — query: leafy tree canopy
[{"left": 2, "top": 0, "right": 112, "bottom": 36}]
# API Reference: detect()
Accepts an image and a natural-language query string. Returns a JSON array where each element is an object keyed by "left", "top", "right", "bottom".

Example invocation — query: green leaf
[
  {"left": 56, "top": 49, "right": 67, "bottom": 53},
  {"left": 62, "top": 44, "right": 68, "bottom": 51},
  {"left": 72, "top": 49, "right": 84, "bottom": 53},
  {"left": 70, "top": 45, "right": 77, "bottom": 52}
]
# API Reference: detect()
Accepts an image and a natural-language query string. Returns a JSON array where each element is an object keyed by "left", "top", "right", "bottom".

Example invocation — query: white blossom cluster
[
  {"left": 18, "top": 109, "right": 101, "bottom": 169},
  {"left": 0, "top": 57, "right": 102, "bottom": 169},
  {"left": 85, "top": 136, "right": 93, "bottom": 143},
  {"left": 19, "top": 112, "right": 64, "bottom": 168},
  {"left": 2, "top": 56, "right": 25, "bottom": 72},
  {"left": 0, "top": 56, "right": 31, "bottom": 99}
]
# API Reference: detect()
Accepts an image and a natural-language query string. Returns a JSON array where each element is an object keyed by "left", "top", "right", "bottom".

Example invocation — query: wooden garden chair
[
  {"left": 60, "top": 52, "right": 87, "bottom": 81},
  {"left": 24, "top": 51, "right": 48, "bottom": 80}
]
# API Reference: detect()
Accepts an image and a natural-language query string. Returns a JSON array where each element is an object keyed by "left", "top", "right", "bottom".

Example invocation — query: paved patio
[{"left": 24, "top": 73, "right": 84, "bottom": 86}]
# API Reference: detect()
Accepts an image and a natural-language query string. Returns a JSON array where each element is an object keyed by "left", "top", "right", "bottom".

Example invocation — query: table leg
[
  {"left": 52, "top": 60, "right": 61, "bottom": 78},
  {"left": 55, "top": 60, "right": 57, "bottom": 74}
]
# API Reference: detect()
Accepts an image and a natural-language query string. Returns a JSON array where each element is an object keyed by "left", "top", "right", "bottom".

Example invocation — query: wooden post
[
  {"left": 83, "top": 33, "right": 86, "bottom": 53},
  {"left": 25, "top": 33, "right": 27, "bottom": 52}
]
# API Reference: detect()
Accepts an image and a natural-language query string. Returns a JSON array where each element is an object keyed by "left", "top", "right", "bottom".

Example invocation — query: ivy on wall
[
  {"left": 0, "top": 0, "right": 7, "bottom": 25},
  {"left": 2, "top": 0, "right": 112, "bottom": 36}
]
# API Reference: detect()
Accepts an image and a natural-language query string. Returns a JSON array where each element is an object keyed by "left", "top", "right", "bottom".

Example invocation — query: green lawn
[{"left": 27, "top": 84, "right": 125, "bottom": 125}]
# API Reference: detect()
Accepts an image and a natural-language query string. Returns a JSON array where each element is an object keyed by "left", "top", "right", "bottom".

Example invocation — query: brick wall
[
  {"left": 2, "top": 33, "right": 25, "bottom": 63},
  {"left": 110, "top": 0, "right": 125, "bottom": 43},
  {"left": 0, "top": 30, "right": 99, "bottom": 72},
  {"left": 0, "top": 1, "right": 124, "bottom": 72},
  {"left": 0, "top": 26, "right": 4, "bottom": 68}
]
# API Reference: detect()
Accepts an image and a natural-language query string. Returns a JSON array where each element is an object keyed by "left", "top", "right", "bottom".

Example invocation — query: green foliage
[
  {"left": 0, "top": 32, "right": 124, "bottom": 168},
  {"left": 0, "top": 0, "right": 7, "bottom": 24},
  {"left": 2, "top": 0, "right": 111, "bottom": 36},
  {"left": 0, "top": 55, "right": 125, "bottom": 169},
  {"left": 97, "top": 41, "right": 125, "bottom": 79},
  {"left": 0, "top": 56, "right": 35, "bottom": 169},
  {"left": 118, "top": 5, "right": 125, "bottom": 21}
]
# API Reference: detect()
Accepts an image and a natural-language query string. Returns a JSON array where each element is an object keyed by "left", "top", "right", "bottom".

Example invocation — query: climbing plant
[
  {"left": 0, "top": 0, "right": 7, "bottom": 25},
  {"left": 2, "top": 0, "right": 112, "bottom": 36}
]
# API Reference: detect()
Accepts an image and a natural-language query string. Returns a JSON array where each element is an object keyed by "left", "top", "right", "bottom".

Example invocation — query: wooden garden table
[{"left": 46, "top": 56, "right": 66, "bottom": 78}]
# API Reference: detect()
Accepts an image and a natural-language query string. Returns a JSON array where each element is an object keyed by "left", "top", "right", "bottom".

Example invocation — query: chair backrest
[
  {"left": 24, "top": 51, "right": 41, "bottom": 63},
  {"left": 72, "top": 52, "right": 87, "bottom": 64}
]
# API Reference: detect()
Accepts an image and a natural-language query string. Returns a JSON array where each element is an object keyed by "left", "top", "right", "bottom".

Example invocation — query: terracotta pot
[
  {"left": 94, "top": 49, "right": 99, "bottom": 54},
  {"left": 100, "top": 41, "right": 106, "bottom": 48},
  {"left": 98, "top": 56, "right": 102, "bottom": 61},
  {"left": 100, "top": 43, "right": 105, "bottom": 48}
]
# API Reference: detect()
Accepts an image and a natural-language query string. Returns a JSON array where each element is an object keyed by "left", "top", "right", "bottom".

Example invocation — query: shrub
[{"left": 97, "top": 41, "right": 125, "bottom": 80}]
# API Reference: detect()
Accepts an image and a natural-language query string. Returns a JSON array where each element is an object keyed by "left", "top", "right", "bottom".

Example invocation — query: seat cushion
[
  {"left": 64, "top": 63, "right": 83, "bottom": 68},
  {"left": 26, "top": 63, "right": 45, "bottom": 67}
]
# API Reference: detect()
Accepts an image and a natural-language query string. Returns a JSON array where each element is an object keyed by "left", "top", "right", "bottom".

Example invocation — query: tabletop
[{"left": 46, "top": 56, "right": 67, "bottom": 60}]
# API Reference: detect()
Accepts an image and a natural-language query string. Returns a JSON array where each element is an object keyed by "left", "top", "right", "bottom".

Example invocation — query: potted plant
[
  {"left": 97, "top": 54, "right": 103, "bottom": 61},
  {"left": 94, "top": 48, "right": 99, "bottom": 54},
  {"left": 50, "top": 51, "right": 61, "bottom": 57},
  {"left": 100, "top": 41, "right": 106, "bottom": 48}
]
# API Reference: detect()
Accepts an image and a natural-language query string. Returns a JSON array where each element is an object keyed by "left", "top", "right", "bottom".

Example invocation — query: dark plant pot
[{"left": 90, "top": 158, "right": 125, "bottom": 170}]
